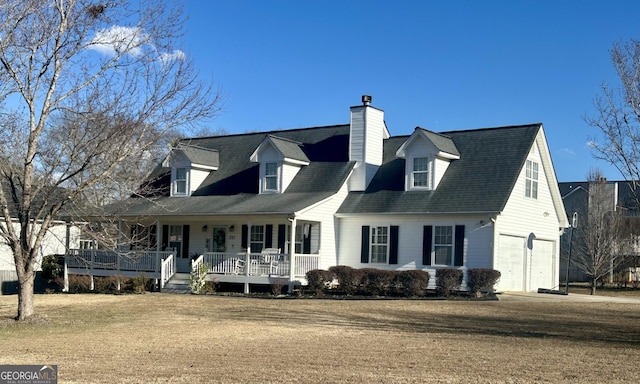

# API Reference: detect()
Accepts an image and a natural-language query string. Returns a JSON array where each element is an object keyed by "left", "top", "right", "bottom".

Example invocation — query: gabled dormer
[
  {"left": 250, "top": 135, "right": 310, "bottom": 194},
  {"left": 162, "top": 144, "right": 219, "bottom": 197},
  {"left": 396, "top": 128, "right": 460, "bottom": 191}
]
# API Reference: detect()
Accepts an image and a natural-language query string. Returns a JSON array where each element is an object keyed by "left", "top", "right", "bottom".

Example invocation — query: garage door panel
[
  {"left": 496, "top": 235, "right": 525, "bottom": 291},
  {"left": 531, "top": 239, "right": 554, "bottom": 290}
]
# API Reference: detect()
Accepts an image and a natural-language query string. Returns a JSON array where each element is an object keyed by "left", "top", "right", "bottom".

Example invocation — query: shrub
[
  {"left": 190, "top": 263, "right": 212, "bottom": 294},
  {"left": 41, "top": 254, "right": 63, "bottom": 283},
  {"left": 393, "top": 270, "right": 430, "bottom": 297},
  {"left": 436, "top": 269, "right": 463, "bottom": 297},
  {"left": 93, "top": 276, "right": 121, "bottom": 293},
  {"left": 328, "top": 265, "right": 362, "bottom": 295},
  {"left": 359, "top": 268, "right": 394, "bottom": 296},
  {"left": 271, "top": 282, "right": 285, "bottom": 296},
  {"left": 67, "top": 274, "right": 91, "bottom": 293},
  {"left": 305, "top": 269, "right": 332, "bottom": 295},
  {"left": 127, "top": 274, "right": 149, "bottom": 294},
  {"left": 467, "top": 268, "right": 501, "bottom": 297}
]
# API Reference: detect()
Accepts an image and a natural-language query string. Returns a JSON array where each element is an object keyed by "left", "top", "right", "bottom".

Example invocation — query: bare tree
[
  {"left": 571, "top": 170, "right": 630, "bottom": 294},
  {"left": 0, "top": 0, "right": 221, "bottom": 320},
  {"left": 587, "top": 39, "right": 640, "bottom": 201}
]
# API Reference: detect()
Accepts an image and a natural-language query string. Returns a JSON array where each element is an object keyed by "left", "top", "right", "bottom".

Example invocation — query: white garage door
[
  {"left": 496, "top": 235, "right": 525, "bottom": 291},
  {"left": 530, "top": 239, "right": 555, "bottom": 291}
]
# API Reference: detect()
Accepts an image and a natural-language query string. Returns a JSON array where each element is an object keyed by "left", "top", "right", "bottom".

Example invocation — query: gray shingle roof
[
  {"left": 419, "top": 128, "right": 460, "bottom": 157},
  {"left": 109, "top": 125, "right": 352, "bottom": 216},
  {"left": 267, "top": 135, "right": 310, "bottom": 163},
  {"left": 175, "top": 144, "right": 219, "bottom": 168},
  {"left": 108, "top": 123, "right": 543, "bottom": 217},
  {"left": 338, "top": 124, "right": 541, "bottom": 214}
]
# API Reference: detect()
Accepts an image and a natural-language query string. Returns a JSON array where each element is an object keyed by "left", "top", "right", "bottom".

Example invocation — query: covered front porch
[{"left": 64, "top": 248, "right": 319, "bottom": 293}]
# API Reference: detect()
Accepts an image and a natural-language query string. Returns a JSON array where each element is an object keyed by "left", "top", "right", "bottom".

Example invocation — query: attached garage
[
  {"left": 495, "top": 235, "right": 525, "bottom": 291},
  {"left": 529, "top": 239, "right": 555, "bottom": 291}
]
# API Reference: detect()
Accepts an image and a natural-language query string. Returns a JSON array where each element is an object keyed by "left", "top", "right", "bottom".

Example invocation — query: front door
[{"left": 212, "top": 227, "right": 226, "bottom": 252}]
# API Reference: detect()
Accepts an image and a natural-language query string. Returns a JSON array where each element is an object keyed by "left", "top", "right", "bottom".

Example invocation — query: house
[
  {"left": 0, "top": 181, "right": 82, "bottom": 294},
  {"left": 559, "top": 179, "right": 640, "bottom": 284},
  {"left": 65, "top": 96, "right": 568, "bottom": 293}
]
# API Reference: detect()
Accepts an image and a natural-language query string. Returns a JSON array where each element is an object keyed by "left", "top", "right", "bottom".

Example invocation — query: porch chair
[
  {"left": 261, "top": 248, "right": 281, "bottom": 275},
  {"left": 233, "top": 258, "right": 245, "bottom": 274}
]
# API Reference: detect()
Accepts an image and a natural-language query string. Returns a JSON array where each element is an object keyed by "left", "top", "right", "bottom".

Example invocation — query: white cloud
[
  {"left": 88, "top": 25, "right": 147, "bottom": 57},
  {"left": 88, "top": 26, "right": 186, "bottom": 64},
  {"left": 586, "top": 140, "right": 597, "bottom": 149},
  {"left": 562, "top": 148, "right": 576, "bottom": 156},
  {"left": 159, "top": 50, "right": 186, "bottom": 64}
]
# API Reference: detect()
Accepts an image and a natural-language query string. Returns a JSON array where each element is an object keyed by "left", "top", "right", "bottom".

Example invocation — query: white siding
[
  {"left": 190, "top": 168, "right": 210, "bottom": 193},
  {"left": 433, "top": 157, "right": 451, "bottom": 188},
  {"left": 282, "top": 162, "right": 302, "bottom": 192},
  {"left": 348, "top": 105, "right": 384, "bottom": 191},
  {"left": 336, "top": 214, "right": 494, "bottom": 287},
  {"left": 296, "top": 180, "right": 351, "bottom": 270},
  {"left": 493, "top": 132, "right": 562, "bottom": 291},
  {"left": 0, "top": 221, "right": 81, "bottom": 271}
]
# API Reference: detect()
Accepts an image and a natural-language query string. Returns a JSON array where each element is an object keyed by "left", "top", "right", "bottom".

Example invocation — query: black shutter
[
  {"left": 241, "top": 225, "right": 248, "bottom": 249},
  {"left": 422, "top": 226, "right": 432, "bottom": 265},
  {"left": 303, "top": 226, "right": 311, "bottom": 254},
  {"left": 162, "top": 225, "right": 169, "bottom": 251},
  {"left": 389, "top": 226, "right": 399, "bottom": 264},
  {"left": 277, "top": 224, "right": 286, "bottom": 252},
  {"left": 265, "top": 224, "right": 273, "bottom": 248},
  {"left": 182, "top": 225, "right": 190, "bottom": 258},
  {"left": 361, "top": 226, "right": 370, "bottom": 263},
  {"left": 454, "top": 225, "right": 465, "bottom": 266}
]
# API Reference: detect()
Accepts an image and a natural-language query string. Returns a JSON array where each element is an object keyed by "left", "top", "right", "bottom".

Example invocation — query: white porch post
[
  {"left": 63, "top": 257, "right": 69, "bottom": 292},
  {"left": 289, "top": 217, "right": 297, "bottom": 293},
  {"left": 244, "top": 221, "right": 251, "bottom": 294}
]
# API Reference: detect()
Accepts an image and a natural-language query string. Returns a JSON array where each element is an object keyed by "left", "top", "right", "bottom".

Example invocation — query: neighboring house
[
  {"left": 66, "top": 96, "right": 568, "bottom": 293},
  {"left": 559, "top": 179, "right": 640, "bottom": 283},
  {"left": 0, "top": 182, "right": 82, "bottom": 294}
]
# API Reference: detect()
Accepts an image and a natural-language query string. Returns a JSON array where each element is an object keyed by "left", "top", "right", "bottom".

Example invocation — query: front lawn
[{"left": 0, "top": 293, "right": 639, "bottom": 383}]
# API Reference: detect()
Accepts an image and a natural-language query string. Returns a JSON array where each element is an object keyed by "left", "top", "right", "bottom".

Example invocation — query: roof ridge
[
  {"left": 440, "top": 123, "right": 542, "bottom": 135},
  {"left": 266, "top": 134, "right": 304, "bottom": 146},
  {"left": 182, "top": 124, "right": 350, "bottom": 141},
  {"left": 414, "top": 126, "right": 454, "bottom": 139}
]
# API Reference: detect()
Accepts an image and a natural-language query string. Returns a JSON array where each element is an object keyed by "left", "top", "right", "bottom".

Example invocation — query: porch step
[{"left": 162, "top": 273, "right": 191, "bottom": 294}]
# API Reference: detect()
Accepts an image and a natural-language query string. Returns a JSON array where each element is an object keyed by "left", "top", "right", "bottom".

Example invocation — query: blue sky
[{"left": 182, "top": 0, "right": 640, "bottom": 182}]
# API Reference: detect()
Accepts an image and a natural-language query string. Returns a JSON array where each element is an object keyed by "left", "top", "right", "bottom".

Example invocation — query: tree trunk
[
  {"left": 17, "top": 272, "right": 35, "bottom": 320},
  {"left": 590, "top": 277, "right": 597, "bottom": 295}
]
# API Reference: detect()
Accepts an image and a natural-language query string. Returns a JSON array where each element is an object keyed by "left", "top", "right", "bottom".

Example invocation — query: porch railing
[
  {"left": 66, "top": 249, "right": 175, "bottom": 274},
  {"left": 203, "top": 252, "right": 319, "bottom": 278},
  {"left": 160, "top": 254, "right": 176, "bottom": 289}
]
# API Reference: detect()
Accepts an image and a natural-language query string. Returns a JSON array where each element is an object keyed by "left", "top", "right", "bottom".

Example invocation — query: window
[
  {"left": 250, "top": 225, "right": 264, "bottom": 252},
  {"left": 175, "top": 168, "right": 187, "bottom": 195},
  {"left": 434, "top": 226, "right": 453, "bottom": 265},
  {"left": 413, "top": 157, "right": 430, "bottom": 188},
  {"left": 265, "top": 162, "right": 278, "bottom": 191},
  {"left": 370, "top": 226, "right": 389, "bottom": 263},
  {"left": 286, "top": 224, "right": 304, "bottom": 254},
  {"left": 168, "top": 225, "right": 183, "bottom": 257},
  {"left": 525, "top": 160, "right": 538, "bottom": 199}
]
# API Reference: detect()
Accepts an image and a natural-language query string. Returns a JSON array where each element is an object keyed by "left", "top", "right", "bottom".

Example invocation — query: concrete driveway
[{"left": 498, "top": 291, "right": 640, "bottom": 304}]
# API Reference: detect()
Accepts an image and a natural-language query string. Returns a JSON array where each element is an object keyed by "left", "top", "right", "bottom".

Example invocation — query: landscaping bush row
[{"left": 306, "top": 266, "right": 500, "bottom": 298}]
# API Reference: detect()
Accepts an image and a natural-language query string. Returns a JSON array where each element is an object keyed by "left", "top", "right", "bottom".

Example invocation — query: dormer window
[
  {"left": 265, "top": 162, "right": 279, "bottom": 191},
  {"left": 174, "top": 168, "right": 188, "bottom": 196},
  {"left": 396, "top": 128, "right": 460, "bottom": 192},
  {"left": 412, "top": 157, "right": 431, "bottom": 188},
  {"left": 251, "top": 135, "right": 309, "bottom": 194}
]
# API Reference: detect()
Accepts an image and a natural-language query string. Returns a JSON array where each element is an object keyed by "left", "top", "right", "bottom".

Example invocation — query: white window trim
[
  {"left": 408, "top": 156, "right": 433, "bottom": 191},
  {"left": 250, "top": 225, "right": 265, "bottom": 252},
  {"left": 173, "top": 167, "right": 189, "bottom": 196},
  {"left": 370, "top": 226, "right": 389, "bottom": 264},
  {"left": 525, "top": 160, "right": 539, "bottom": 199},
  {"left": 262, "top": 162, "right": 280, "bottom": 193},
  {"left": 432, "top": 225, "right": 453, "bottom": 266}
]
